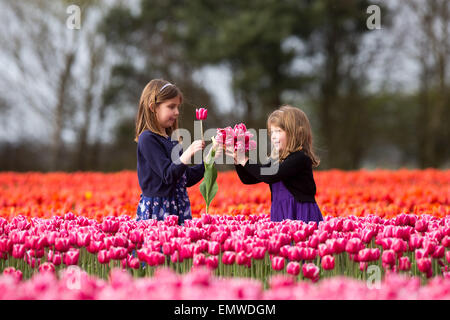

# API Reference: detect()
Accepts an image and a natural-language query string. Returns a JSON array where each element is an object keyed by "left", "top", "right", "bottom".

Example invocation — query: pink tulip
[
  {"left": 286, "top": 262, "right": 300, "bottom": 276},
  {"left": 446, "top": 251, "right": 450, "bottom": 264},
  {"left": 222, "top": 251, "right": 236, "bottom": 265},
  {"left": 271, "top": 256, "right": 285, "bottom": 271},
  {"left": 357, "top": 248, "right": 372, "bottom": 262},
  {"left": 345, "top": 238, "right": 363, "bottom": 254},
  {"left": 432, "top": 245, "right": 445, "bottom": 259},
  {"left": 441, "top": 236, "right": 450, "bottom": 248},
  {"left": 417, "top": 258, "right": 432, "bottom": 277},
  {"left": 196, "top": 108, "right": 208, "bottom": 120},
  {"left": 193, "top": 253, "right": 206, "bottom": 267},
  {"left": 63, "top": 249, "right": 79, "bottom": 266},
  {"left": 252, "top": 246, "right": 266, "bottom": 260},
  {"left": 321, "top": 255, "right": 335, "bottom": 270},
  {"left": 52, "top": 252, "right": 62, "bottom": 266},
  {"left": 236, "top": 252, "right": 251, "bottom": 267},
  {"left": 12, "top": 244, "right": 26, "bottom": 259},
  {"left": 55, "top": 237, "right": 70, "bottom": 252},
  {"left": 415, "top": 220, "right": 428, "bottom": 232},
  {"left": 359, "top": 262, "right": 368, "bottom": 271},
  {"left": 398, "top": 256, "right": 411, "bottom": 271},
  {"left": 206, "top": 256, "right": 218, "bottom": 269},
  {"left": 302, "top": 263, "right": 320, "bottom": 282},
  {"left": 170, "top": 250, "right": 182, "bottom": 263},
  {"left": 98, "top": 250, "right": 110, "bottom": 264},
  {"left": 381, "top": 250, "right": 396, "bottom": 267},
  {"left": 318, "top": 243, "right": 330, "bottom": 257},
  {"left": 3, "top": 267, "right": 22, "bottom": 281},
  {"left": 391, "top": 238, "right": 407, "bottom": 254},
  {"left": 207, "top": 241, "right": 220, "bottom": 255},
  {"left": 38, "top": 262, "right": 55, "bottom": 273}
]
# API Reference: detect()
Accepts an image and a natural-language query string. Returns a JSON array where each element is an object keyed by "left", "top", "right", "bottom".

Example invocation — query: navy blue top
[{"left": 137, "top": 130, "right": 205, "bottom": 197}]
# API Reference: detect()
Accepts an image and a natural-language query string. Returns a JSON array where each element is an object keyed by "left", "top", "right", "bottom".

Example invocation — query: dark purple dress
[{"left": 270, "top": 180, "right": 323, "bottom": 224}]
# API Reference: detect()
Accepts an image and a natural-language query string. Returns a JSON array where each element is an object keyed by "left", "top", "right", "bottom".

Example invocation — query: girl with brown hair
[
  {"left": 231, "top": 105, "right": 323, "bottom": 224},
  {"left": 135, "top": 79, "right": 205, "bottom": 225}
]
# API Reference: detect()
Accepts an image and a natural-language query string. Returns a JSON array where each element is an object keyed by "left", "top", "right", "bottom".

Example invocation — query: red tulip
[
  {"left": 321, "top": 255, "right": 335, "bottom": 270},
  {"left": 302, "top": 263, "right": 320, "bottom": 282},
  {"left": 286, "top": 262, "right": 300, "bottom": 276},
  {"left": 271, "top": 256, "right": 285, "bottom": 271}
]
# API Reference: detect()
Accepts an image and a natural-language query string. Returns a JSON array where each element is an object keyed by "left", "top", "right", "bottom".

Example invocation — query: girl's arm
[
  {"left": 234, "top": 163, "right": 261, "bottom": 185},
  {"left": 242, "top": 151, "right": 308, "bottom": 184},
  {"left": 139, "top": 133, "right": 187, "bottom": 185},
  {"left": 186, "top": 162, "right": 205, "bottom": 187}
]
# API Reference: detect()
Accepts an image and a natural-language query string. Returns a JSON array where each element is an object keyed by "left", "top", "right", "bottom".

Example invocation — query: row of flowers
[
  {"left": 1, "top": 213, "right": 450, "bottom": 283},
  {"left": 1, "top": 266, "right": 449, "bottom": 300},
  {"left": 0, "top": 170, "right": 448, "bottom": 221}
]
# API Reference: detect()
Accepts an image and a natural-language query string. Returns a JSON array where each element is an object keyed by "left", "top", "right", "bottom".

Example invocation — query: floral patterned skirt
[{"left": 136, "top": 172, "right": 192, "bottom": 225}]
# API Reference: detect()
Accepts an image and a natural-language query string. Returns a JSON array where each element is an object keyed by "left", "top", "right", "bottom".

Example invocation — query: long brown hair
[
  {"left": 135, "top": 79, "right": 183, "bottom": 142},
  {"left": 267, "top": 105, "right": 320, "bottom": 167}
]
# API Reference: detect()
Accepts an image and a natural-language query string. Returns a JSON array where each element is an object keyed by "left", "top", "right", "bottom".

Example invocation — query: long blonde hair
[
  {"left": 135, "top": 79, "right": 183, "bottom": 142},
  {"left": 267, "top": 105, "right": 320, "bottom": 167}
]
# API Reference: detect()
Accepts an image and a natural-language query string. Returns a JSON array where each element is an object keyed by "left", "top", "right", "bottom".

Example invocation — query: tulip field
[{"left": 1, "top": 169, "right": 450, "bottom": 299}]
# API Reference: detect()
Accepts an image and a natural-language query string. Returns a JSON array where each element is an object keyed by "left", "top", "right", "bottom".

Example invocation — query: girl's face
[
  {"left": 270, "top": 125, "right": 286, "bottom": 152},
  {"left": 154, "top": 95, "right": 181, "bottom": 130}
]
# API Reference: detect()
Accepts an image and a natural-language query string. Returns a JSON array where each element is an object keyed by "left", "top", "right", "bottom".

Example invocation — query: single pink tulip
[
  {"left": 206, "top": 256, "right": 218, "bottom": 269},
  {"left": 446, "top": 251, "right": 450, "bottom": 264},
  {"left": 63, "top": 249, "right": 80, "bottom": 266},
  {"left": 193, "top": 253, "right": 206, "bottom": 267},
  {"left": 55, "top": 237, "right": 70, "bottom": 252},
  {"left": 271, "top": 256, "right": 285, "bottom": 271},
  {"left": 302, "top": 263, "right": 320, "bottom": 282},
  {"left": 415, "top": 220, "right": 428, "bottom": 232},
  {"left": 236, "top": 252, "right": 251, "bottom": 267},
  {"left": 432, "top": 245, "right": 445, "bottom": 259},
  {"left": 252, "top": 246, "right": 266, "bottom": 260},
  {"left": 321, "top": 255, "right": 335, "bottom": 270},
  {"left": 207, "top": 241, "right": 220, "bottom": 256},
  {"left": 398, "top": 256, "right": 411, "bottom": 271},
  {"left": 222, "top": 251, "right": 236, "bottom": 265},
  {"left": 52, "top": 252, "right": 62, "bottom": 266},
  {"left": 196, "top": 108, "right": 208, "bottom": 120},
  {"left": 286, "top": 262, "right": 300, "bottom": 276},
  {"left": 98, "top": 250, "right": 110, "bottom": 264},
  {"left": 381, "top": 250, "right": 396, "bottom": 267},
  {"left": 359, "top": 262, "right": 368, "bottom": 271},
  {"left": 417, "top": 257, "right": 432, "bottom": 275},
  {"left": 12, "top": 244, "right": 26, "bottom": 259},
  {"left": 345, "top": 238, "right": 363, "bottom": 254},
  {"left": 38, "top": 262, "right": 55, "bottom": 273}
]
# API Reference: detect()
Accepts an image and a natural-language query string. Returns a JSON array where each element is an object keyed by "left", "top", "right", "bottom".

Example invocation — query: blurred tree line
[{"left": 0, "top": 0, "right": 449, "bottom": 172}]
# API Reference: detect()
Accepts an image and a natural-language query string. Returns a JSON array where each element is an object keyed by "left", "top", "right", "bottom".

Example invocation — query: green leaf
[{"left": 199, "top": 152, "right": 218, "bottom": 214}]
